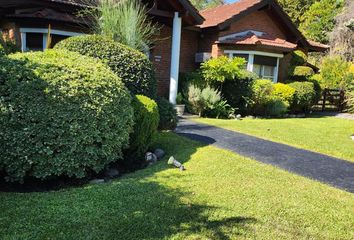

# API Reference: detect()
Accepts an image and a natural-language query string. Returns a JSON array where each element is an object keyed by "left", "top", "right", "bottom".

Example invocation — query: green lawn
[
  {"left": 194, "top": 115, "right": 354, "bottom": 162},
  {"left": 1, "top": 133, "right": 353, "bottom": 239}
]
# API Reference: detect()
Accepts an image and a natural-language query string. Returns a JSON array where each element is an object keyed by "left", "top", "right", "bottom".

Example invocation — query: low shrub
[
  {"left": 290, "top": 50, "right": 308, "bottom": 66},
  {"left": 288, "top": 81, "right": 317, "bottom": 113},
  {"left": 156, "top": 97, "right": 178, "bottom": 130},
  {"left": 0, "top": 50, "right": 134, "bottom": 182},
  {"left": 123, "top": 95, "right": 159, "bottom": 168},
  {"left": 187, "top": 85, "right": 234, "bottom": 118},
  {"left": 55, "top": 35, "right": 157, "bottom": 98},
  {"left": 271, "top": 83, "right": 296, "bottom": 105},
  {"left": 249, "top": 80, "right": 289, "bottom": 116}
]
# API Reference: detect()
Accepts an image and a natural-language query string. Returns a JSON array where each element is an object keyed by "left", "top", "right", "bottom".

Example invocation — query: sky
[{"left": 224, "top": 0, "right": 239, "bottom": 3}]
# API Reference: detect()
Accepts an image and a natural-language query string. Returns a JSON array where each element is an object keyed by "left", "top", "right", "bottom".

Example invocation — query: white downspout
[
  {"left": 247, "top": 54, "right": 254, "bottom": 72},
  {"left": 274, "top": 58, "right": 280, "bottom": 83},
  {"left": 20, "top": 32, "right": 26, "bottom": 52},
  {"left": 169, "top": 12, "right": 182, "bottom": 104}
]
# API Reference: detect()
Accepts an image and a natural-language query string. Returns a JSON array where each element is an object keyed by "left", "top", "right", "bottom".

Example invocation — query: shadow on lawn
[{"left": 0, "top": 132, "right": 257, "bottom": 240}]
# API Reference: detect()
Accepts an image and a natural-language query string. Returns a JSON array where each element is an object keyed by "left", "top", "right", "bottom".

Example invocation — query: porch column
[
  {"left": 169, "top": 12, "right": 182, "bottom": 104},
  {"left": 247, "top": 54, "right": 254, "bottom": 72},
  {"left": 274, "top": 58, "right": 280, "bottom": 83},
  {"left": 20, "top": 32, "right": 26, "bottom": 52}
]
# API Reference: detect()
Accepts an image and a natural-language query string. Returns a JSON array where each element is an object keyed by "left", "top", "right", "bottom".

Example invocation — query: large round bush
[
  {"left": 156, "top": 97, "right": 178, "bottom": 130},
  {"left": 0, "top": 50, "right": 134, "bottom": 182},
  {"left": 123, "top": 95, "right": 159, "bottom": 168},
  {"left": 55, "top": 35, "right": 157, "bottom": 98}
]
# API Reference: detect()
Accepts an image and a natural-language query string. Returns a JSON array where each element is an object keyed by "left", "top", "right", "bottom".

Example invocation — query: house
[{"left": 0, "top": 0, "right": 328, "bottom": 104}]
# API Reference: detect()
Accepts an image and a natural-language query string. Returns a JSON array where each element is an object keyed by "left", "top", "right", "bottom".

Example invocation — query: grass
[
  {"left": 194, "top": 115, "right": 354, "bottom": 162},
  {"left": 1, "top": 132, "right": 353, "bottom": 239}
]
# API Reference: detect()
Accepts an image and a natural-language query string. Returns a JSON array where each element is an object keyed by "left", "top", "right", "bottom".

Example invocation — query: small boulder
[
  {"left": 154, "top": 148, "right": 165, "bottom": 160},
  {"left": 104, "top": 168, "right": 119, "bottom": 179},
  {"left": 146, "top": 152, "right": 158, "bottom": 163},
  {"left": 89, "top": 179, "right": 105, "bottom": 184}
]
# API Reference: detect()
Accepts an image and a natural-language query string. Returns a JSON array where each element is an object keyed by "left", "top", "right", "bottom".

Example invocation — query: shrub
[
  {"left": 187, "top": 85, "right": 234, "bottom": 118},
  {"left": 271, "top": 83, "right": 296, "bottom": 105},
  {"left": 124, "top": 95, "right": 159, "bottom": 168},
  {"left": 249, "top": 79, "right": 289, "bottom": 116},
  {"left": 288, "top": 81, "right": 317, "bottom": 113},
  {"left": 0, "top": 44, "right": 5, "bottom": 56},
  {"left": 156, "top": 97, "right": 178, "bottom": 130},
  {"left": 292, "top": 66, "right": 315, "bottom": 78},
  {"left": 290, "top": 50, "right": 308, "bottom": 66},
  {"left": 200, "top": 56, "right": 248, "bottom": 84},
  {"left": 317, "top": 56, "right": 353, "bottom": 90},
  {"left": 55, "top": 35, "right": 157, "bottom": 98},
  {"left": 0, "top": 50, "right": 134, "bottom": 182}
]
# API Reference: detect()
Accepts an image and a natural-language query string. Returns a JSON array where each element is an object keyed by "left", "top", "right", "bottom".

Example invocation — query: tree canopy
[
  {"left": 277, "top": 0, "right": 315, "bottom": 27},
  {"left": 190, "top": 0, "right": 225, "bottom": 10}
]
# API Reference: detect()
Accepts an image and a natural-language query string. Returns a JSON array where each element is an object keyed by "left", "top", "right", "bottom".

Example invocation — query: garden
[{"left": 0, "top": 0, "right": 353, "bottom": 239}]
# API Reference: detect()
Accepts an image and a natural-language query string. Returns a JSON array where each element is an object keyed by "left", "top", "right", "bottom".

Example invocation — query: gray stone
[
  {"left": 89, "top": 179, "right": 105, "bottom": 184},
  {"left": 145, "top": 152, "right": 158, "bottom": 163},
  {"left": 154, "top": 148, "right": 165, "bottom": 160},
  {"left": 105, "top": 168, "right": 119, "bottom": 179}
]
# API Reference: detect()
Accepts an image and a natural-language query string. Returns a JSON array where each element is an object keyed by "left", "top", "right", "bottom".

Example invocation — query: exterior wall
[
  {"left": 220, "top": 10, "right": 286, "bottom": 39},
  {"left": 180, "top": 29, "right": 199, "bottom": 73},
  {"left": 151, "top": 26, "right": 172, "bottom": 98}
]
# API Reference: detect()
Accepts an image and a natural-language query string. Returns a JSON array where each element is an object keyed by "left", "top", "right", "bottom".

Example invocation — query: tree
[
  {"left": 329, "top": 0, "right": 354, "bottom": 61},
  {"left": 299, "top": 0, "right": 344, "bottom": 44},
  {"left": 277, "top": 0, "right": 315, "bottom": 27},
  {"left": 190, "top": 0, "right": 225, "bottom": 10}
]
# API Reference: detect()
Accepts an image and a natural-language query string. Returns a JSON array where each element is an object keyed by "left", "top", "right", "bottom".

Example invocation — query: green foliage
[
  {"left": 288, "top": 81, "right": 317, "bottom": 113},
  {"left": 278, "top": 0, "right": 315, "bottom": 26},
  {"left": 0, "top": 50, "right": 134, "bottom": 182},
  {"left": 84, "top": 0, "right": 158, "bottom": 52},
  {"left": 176, "top": 93, "right": 184, "bottom": 105},
  {"left": 290, "top": 50, "right": 308, "bottom": 66},
  {"left": 299, "top": 0, "right": 344, "bottom": 43},
  {"left": 55, "top": 35, "right": 156, "bottom": 98},
  {"left": 190, "top": 0, "right": 225, "bottom": 10},
  {"left": 291, "top": 66, "right": 315, "bottom": 80},
  {"left": 156, "top": 97, "right": 178, "bottom": 130},
  {"left": 188, "top": 85, "right": 234, "bottom": 118},
  {"left": 124, "top": 95, "right": 159, "bottom": 168},
  {"left": 0, "top": 37, "right": 19, "bottom": 54},
  {"left": 272, "top": 83, "right": 296, "bottom": 105},
  {"left": 200, "top": 56, "right": 247, "bottom": 84},
  {"left": 0, "top": 44, "right": 5, "bottom": 56},
  {"left": 317, "top": 55, "right": 353, "bottom": 89}
]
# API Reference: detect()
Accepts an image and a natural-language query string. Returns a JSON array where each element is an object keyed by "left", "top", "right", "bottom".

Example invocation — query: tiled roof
[
  {"left": 217, "top": 32, "right": 297, "bottom": 51},
  {"left": 199, "top": 0, "right": 262, "bottom": 28},
  {"left": 307, "top": 40, "right": 330, "bottom": 51}
]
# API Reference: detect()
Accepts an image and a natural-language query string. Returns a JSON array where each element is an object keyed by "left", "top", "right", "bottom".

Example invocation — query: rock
[
  {"left": 104, "top": 168, "right": 119, "bottom": 179},
  {"left": 145, "top": 152, "right": 158, "bottom": 163},
  {"left": 351, "top": 135, "right": 354, "bottom": 141},
  {"left": 89, "top": 179, "right": 105, "bottom": 184},
  {"left": 289, "top": 114, "right": 296, "bottom": 118},
  {"left": 236, "top": 114, "right": 242, "bottom": 120},
  {"left": 154, "top": 148, "right": 165, "bottom": 160},
  {"left": 284, "top": 114, "right": 290, "bottom": 118},
  {"left": 297, "top": 113, "right": 306, "bottom": 118}
]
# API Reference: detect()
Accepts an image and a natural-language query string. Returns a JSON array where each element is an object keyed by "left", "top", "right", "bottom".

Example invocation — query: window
[
  {"left": 252, "top": 55, "right": 277, "bottom": 80},
  {"left": 26, "top": 33, "right": 43, "bottom": 51},
  {"left": 20, "top": 28, "right": 81, "bottom": 52}
]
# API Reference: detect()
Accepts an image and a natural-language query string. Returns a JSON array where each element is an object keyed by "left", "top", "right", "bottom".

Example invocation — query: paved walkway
[{"left": 175, "top": 118, "right": 354, "bottom": 193}]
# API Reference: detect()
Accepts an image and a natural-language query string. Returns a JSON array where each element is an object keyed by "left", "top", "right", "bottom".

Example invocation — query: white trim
[
  {"left": 20, "top": 32, "right": 26, "bottom": 52},
  {"left": 224, "top": 50, "right": 284, "bottom": 58},
  {"left": 19, "top": 28, "right": 81, "bottom": 37},
  {"left": 219, "top": 30, "right": 264, "bottom": 41},
  {"left": 169, "top": 12, "right": 182, "bottom": 105},
  {"left": 226, "top": 50, "right": 281, "bottom": 82}
]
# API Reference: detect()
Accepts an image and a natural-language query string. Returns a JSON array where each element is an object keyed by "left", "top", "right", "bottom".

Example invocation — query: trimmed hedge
[
  {"left": 292, "top": 66, "right": 315, "bottom": 78},
  {"left": 156, "top": 97, "right": 178, "bottom": 130},
  {"left": 0, "top": 50, "right": 134, "bottom": 182},
  {"left": 55, "top": 35, "right": 157, "bottom": 98},
  {"left": 272, "top": 83, "right": 296, "bottom": 105},
  {"left": 288, "top": 81, "right": 317, "bottom": 113},
  {"left": 290, "top": 50, "right": 308, "bottom": 66},
  {"left": 124, "top": 95, "right": 159, "bottom": 168}
]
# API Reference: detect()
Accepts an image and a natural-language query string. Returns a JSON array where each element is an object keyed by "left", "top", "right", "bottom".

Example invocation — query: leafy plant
[
  {"left": 201, "top": 56, "right": 247, "bottom": 84},
  {"left": 0, "top": 44, "right": 5, "bottom": 56},
  {"left": 83, "top": 0, "right": 158, "bottom": 52},
  {"left": 156, "top": 97, "right": 178, "bottom": 130},
  {"left": 124, "top": 95, "right": 159, "bottom": 168},
  {"left": 272, "top": 83, "right": 296, "bottom": 105},
  {"left": 55, "top": 35, "right": 157, "bottom": 98},
  {"left": 0, "top": 50, "right": 134, "bottom": 182},
  {"left": 176, "top": 93, "right": 184, "bottom": 105}
]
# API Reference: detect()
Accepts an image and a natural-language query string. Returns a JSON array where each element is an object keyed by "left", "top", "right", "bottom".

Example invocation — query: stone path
[{"left": 175, "top": 118, "right": 354, "bottom": 193}]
